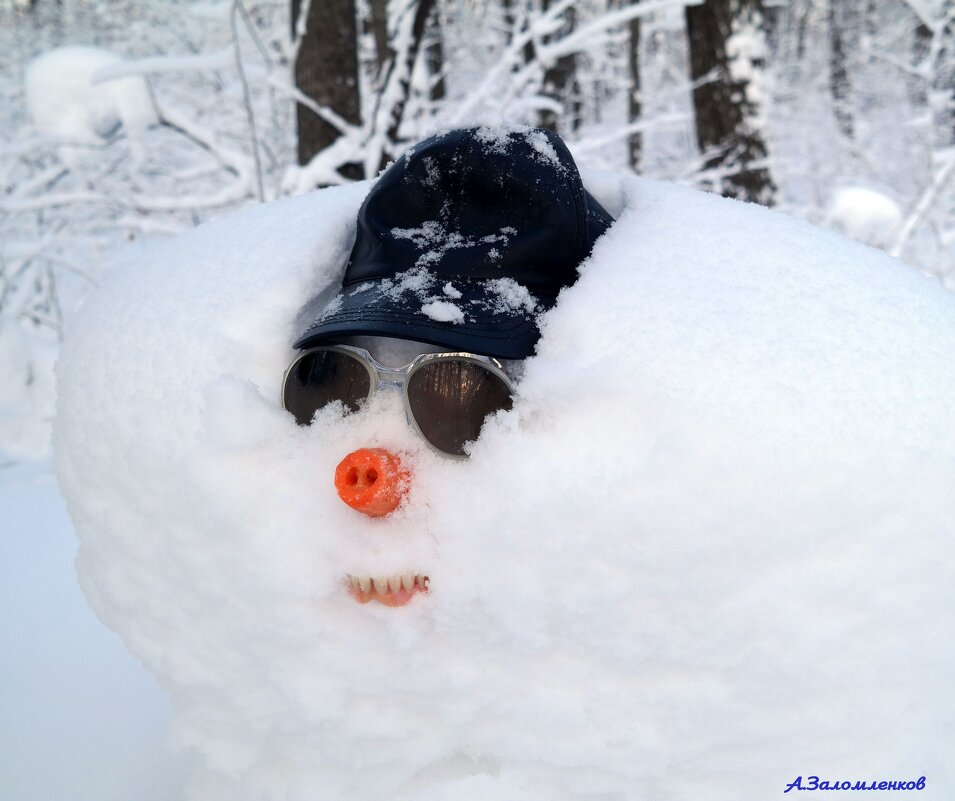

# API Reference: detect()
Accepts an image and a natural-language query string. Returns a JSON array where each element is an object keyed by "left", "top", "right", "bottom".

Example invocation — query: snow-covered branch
[
  {"left": 230, "top": 0, "right": 264, "bottom": 201},
  {"left": 91, "top": 49, "right": 234, "bottom": 81},
  {"left": 446, "top": 0, "right": 579, "bottom": 125},
  {"left": 891, "top": 148, "right": 955, "bottom": 257},
  {"left": 542, "top": 0, "right": 687, "bottom": 63}
]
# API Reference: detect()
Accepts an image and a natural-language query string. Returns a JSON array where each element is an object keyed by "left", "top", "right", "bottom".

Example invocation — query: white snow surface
[
  {"left": 55, "top": 174, "right": 955, "bottom": 800},
  {"left": 25, "top": 46, "right": 157, "bottom": 143},
  {"left": 0, "top": 471, "right": 188, "bottom": 801}
]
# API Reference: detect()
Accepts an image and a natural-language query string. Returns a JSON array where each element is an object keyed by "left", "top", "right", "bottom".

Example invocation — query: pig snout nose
[{"left": 334, "top": 448, "right": 409, "bottom": 517}]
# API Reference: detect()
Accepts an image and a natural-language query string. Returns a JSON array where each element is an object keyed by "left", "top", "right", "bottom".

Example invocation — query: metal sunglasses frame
[{"left": 281, "top": 344, "right": 516, "bottom": 460}]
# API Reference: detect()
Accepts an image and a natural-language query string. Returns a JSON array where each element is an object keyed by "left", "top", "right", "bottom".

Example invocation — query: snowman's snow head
[
  {"left": 56, "top": 140, "right": 955, "bottom": 799},
  {"left": 279, "top": 126, "right": 613, "bottom": 608}
]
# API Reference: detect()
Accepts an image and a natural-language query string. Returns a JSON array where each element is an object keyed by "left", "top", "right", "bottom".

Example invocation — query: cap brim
[{"left": 293, "top": 278, "right": 552, "bottom": 360}]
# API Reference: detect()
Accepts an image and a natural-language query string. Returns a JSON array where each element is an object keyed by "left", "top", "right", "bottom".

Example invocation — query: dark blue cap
[{"left": 294, "top": 126, "right": 614, "bottom": 359}]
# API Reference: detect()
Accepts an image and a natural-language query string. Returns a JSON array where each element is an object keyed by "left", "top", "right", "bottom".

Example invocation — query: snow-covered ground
[{"left": 0, "top": 465, "right": 189, "bottom": 801}]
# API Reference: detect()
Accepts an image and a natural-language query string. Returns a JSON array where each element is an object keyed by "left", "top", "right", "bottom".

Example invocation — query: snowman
[
  {"left": 55, "top": 125, "right": 955, "bottom": 801},
  {"left": 281, "top": 127, "right": 613, "bottom": 606}
]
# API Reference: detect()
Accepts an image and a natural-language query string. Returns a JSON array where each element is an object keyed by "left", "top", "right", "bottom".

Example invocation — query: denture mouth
[{"left": 346, "top": 573, "right": 429, "bottom": 607}]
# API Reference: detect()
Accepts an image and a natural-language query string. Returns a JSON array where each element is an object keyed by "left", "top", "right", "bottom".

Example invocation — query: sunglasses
[{"left": 282, "top": 344, "right": 515, "bottom": 459}]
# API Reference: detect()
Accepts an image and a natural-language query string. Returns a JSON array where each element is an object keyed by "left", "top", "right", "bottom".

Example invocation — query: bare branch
[
  {"left": 891, "top": 149, "right": 955, "bottom": 257},
  {"left": 157, "top": 108, "right": 244, "bottom": 177},
  {"left": 231, "top": 0, "right": 264, "bottom": 201},
  {"left": 264, "top": 74, "right": 357, "bottom": 136}
]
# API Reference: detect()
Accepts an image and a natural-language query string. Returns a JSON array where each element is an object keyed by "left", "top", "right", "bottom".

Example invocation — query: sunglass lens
[
  {"left": 407, "top": 360, "right": 513, "bottom": 456},
  {"left": 283, "top": 349, "right": 372, "bottom": 425}
]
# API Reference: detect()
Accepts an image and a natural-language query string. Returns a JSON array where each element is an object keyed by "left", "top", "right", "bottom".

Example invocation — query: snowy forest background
[{"left": 2, "top": 0, "right": 955, "bottom": 466}]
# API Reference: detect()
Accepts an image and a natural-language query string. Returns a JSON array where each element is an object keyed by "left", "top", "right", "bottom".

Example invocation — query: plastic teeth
[{"left": 347, "top": 573, "right": 428, "bottom": 594}]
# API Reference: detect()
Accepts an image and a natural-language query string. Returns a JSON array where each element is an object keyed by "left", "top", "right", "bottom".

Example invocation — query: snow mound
[
  {"left": 25, "top": 46, "right": 157, "bottom": 143},
  {"left": 826, "top": 186, "right": 902, "bottom": 249},
  {"left": 55, "top": 174, "right": 955, "bottom": 800}
]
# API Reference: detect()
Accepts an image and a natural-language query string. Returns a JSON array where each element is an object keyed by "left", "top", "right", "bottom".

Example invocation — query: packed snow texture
[
  {"left": 55, "top": 173, "right": 955, "bottom": 800},
  {"left": 25, "top": 46, "right": 157, "bottom": 143}
]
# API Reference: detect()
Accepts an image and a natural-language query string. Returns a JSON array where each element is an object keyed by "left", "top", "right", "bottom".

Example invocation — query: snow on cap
[{"left": 294, "top": 125, "right": 614, "bottom": 359}]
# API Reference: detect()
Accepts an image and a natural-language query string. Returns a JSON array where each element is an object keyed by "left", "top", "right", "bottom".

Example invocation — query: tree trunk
[
  {"left": 685, "top": 0, "right": 776, "bottom": 205},
  {"left": 293, "top": 0, "right": 363, "bottom": 178},
  {"left": 793, "top": 0, "right": 810, "bottom": 60},
  {"left": 381, "top": 0, "right": 435, "bottom": 145},
  {"left": 539, "top": 2, "right": 580, "bottom": 132},
  {"left": 369, "top": 0, "right": 390, "bottom": 76},
  {"left": 939, "top": 6, "right": 955, "bottom": 148},
  {"left": 828, "top": 2, "right": 854, "bottom": 139},
  {"left": 628, "top": 5, "right": 642, "bottom": 171},
  {"left": 907, "top": 5, "right": 955, "bottom": 151},
  {"left": 502, "top": 0, "right": 537, "bottom": 73},
  {"left": 426, "top": 3, "right": 446, "bottom": 101},
  {"left": 909, "top": 21, "right": 932, "bottom": 108}
]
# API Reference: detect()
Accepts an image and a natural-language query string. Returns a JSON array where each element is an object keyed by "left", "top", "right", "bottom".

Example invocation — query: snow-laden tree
[
  {"left": 828, "top": 0, "right": 854, "bottom": 140},
  {"left": 685, "top": 0, "right": 775, "bottom": 204},
  {"left": 292, "top": 0, "right": 362, "bottom": 176}
]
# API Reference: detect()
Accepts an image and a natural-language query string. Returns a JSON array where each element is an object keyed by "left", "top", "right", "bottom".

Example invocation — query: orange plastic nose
[{"left": 334, "top": 448, "right": 409, "bottom": 517}]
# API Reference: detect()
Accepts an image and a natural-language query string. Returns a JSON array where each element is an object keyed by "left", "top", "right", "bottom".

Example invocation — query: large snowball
[{"left": 55, "top": 173, "right": 955, "bottom": 800}]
